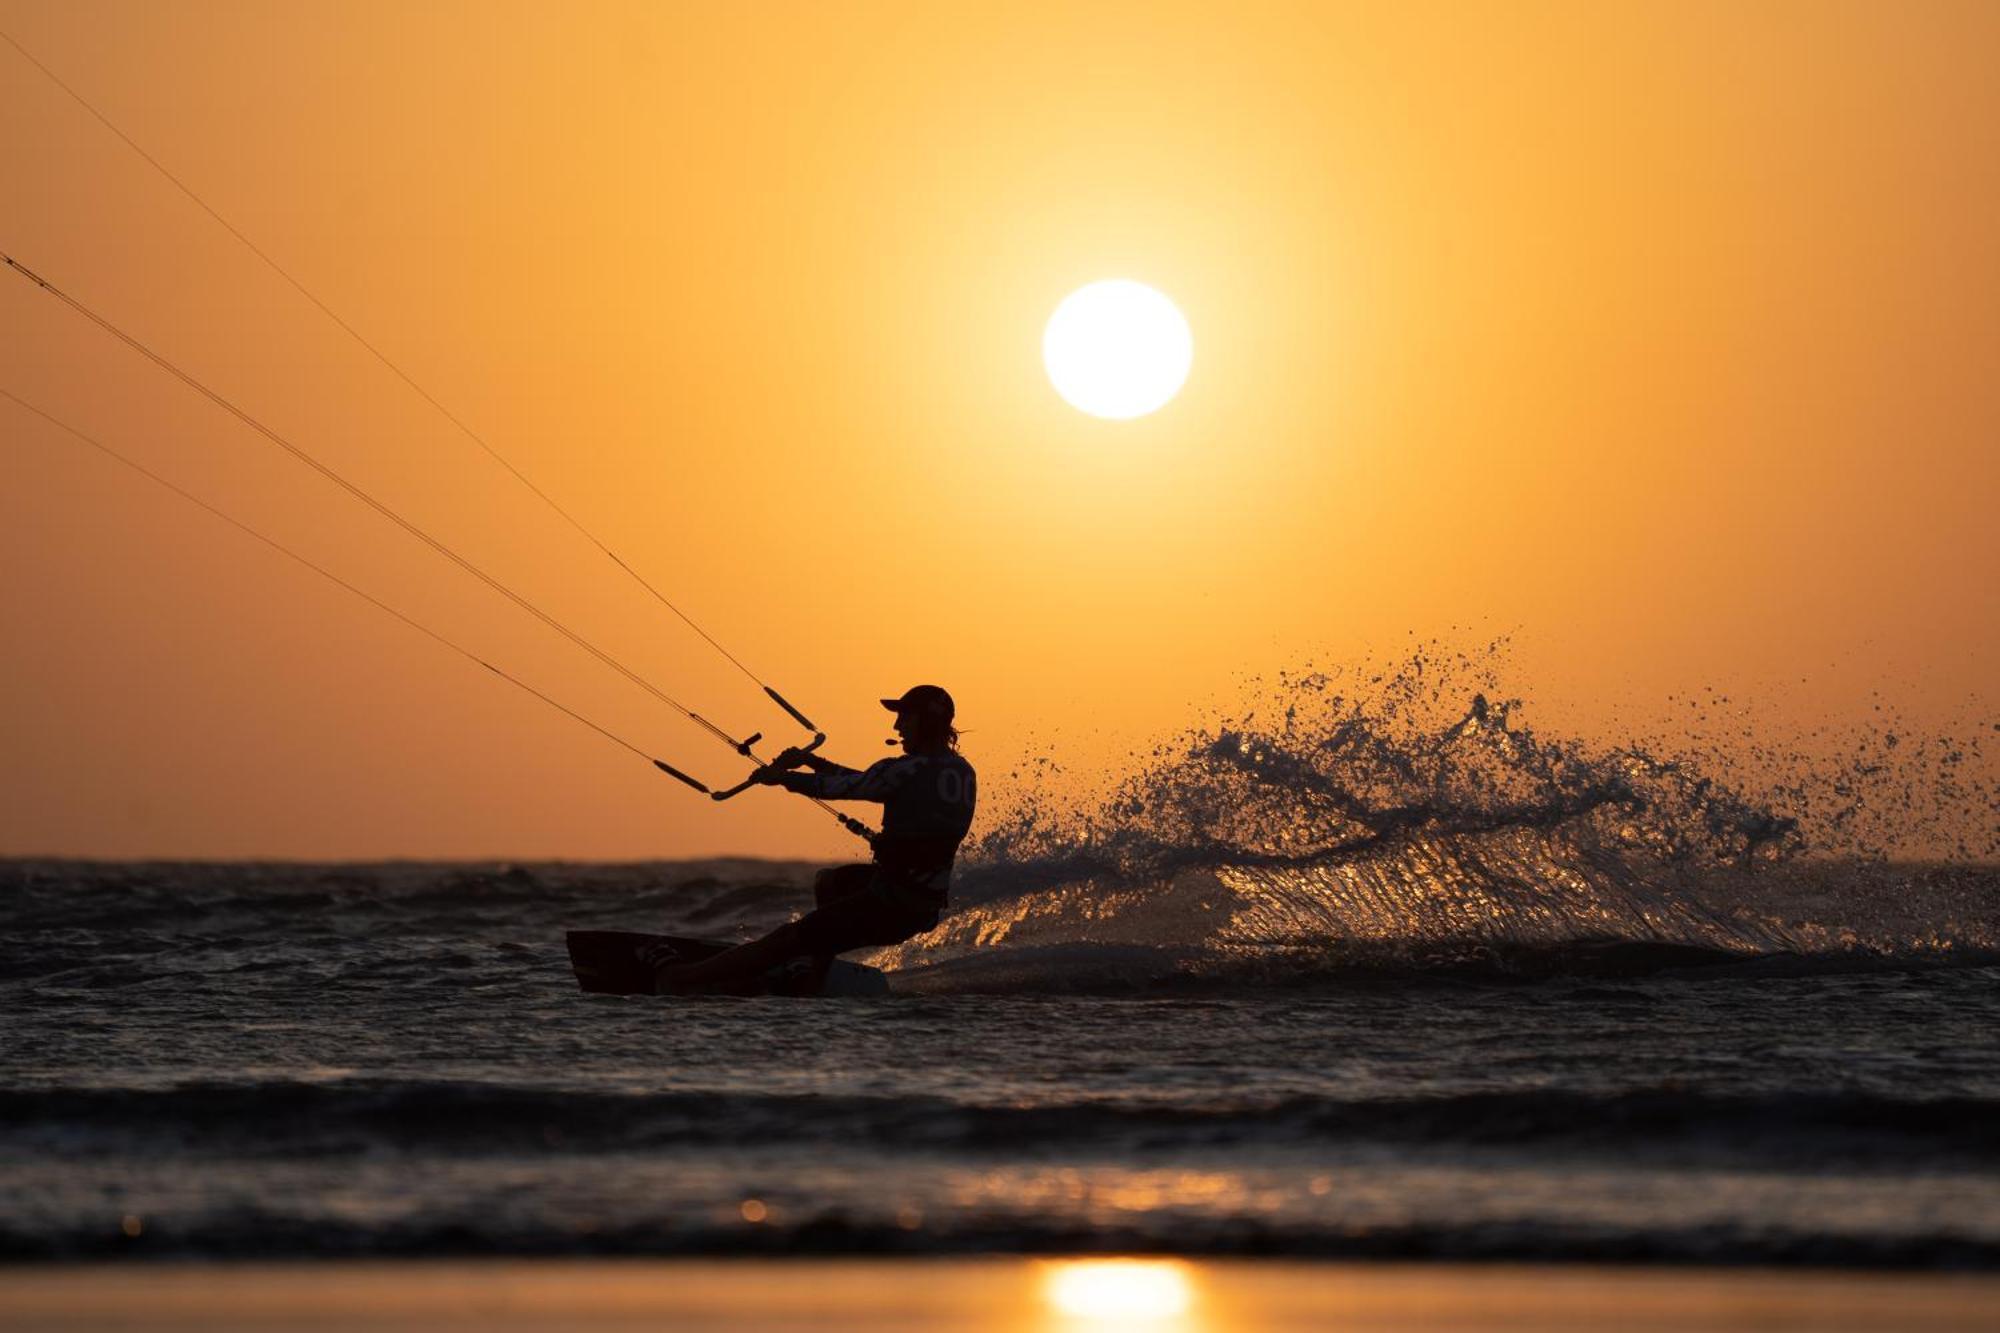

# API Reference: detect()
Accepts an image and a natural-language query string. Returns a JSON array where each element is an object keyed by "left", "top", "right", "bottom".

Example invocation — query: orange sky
[{"left": 3, "top": 0, "right": 1995, "bottom": 859}]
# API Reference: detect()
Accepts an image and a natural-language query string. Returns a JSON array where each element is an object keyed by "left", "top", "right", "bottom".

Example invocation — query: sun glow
[
  {"left": 1043, "top": 1259, "right": 1194, "bottom": 1321},
  {"left": 1042, "top": 280, "right": 1193, "bottom": 419}
]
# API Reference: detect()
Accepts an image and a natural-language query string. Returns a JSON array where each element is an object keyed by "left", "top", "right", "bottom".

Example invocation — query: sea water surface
[
  {"left": 5, "top": 664, "right": 1996, "bottom": 1266},
  {"left": 4, "top": 854, "right": 1997, "bottom": 1267}
]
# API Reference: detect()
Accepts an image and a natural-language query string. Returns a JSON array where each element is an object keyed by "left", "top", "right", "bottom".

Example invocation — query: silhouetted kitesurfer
[{"left": 654, "top": 685, "right": 976, "bottom": 994}]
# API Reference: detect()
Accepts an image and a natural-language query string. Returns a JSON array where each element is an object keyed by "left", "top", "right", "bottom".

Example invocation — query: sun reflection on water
[{"left": 1042, "top": 1259, "right": 1196, "bottom": 1327}]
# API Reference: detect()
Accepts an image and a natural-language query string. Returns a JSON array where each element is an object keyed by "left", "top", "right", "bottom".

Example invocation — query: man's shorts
[{"left": 793, "top": 863, "right": 939, "bottom": 957}]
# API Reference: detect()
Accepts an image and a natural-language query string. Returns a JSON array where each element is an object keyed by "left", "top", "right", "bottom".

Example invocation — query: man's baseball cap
[{"left": 880, "top": 684, "right": 955, "bottom": 722}]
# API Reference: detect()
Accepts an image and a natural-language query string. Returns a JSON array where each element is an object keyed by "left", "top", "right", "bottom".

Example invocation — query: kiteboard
[{"left": 565, "top": 930, "right": 891, "bottom": 998}]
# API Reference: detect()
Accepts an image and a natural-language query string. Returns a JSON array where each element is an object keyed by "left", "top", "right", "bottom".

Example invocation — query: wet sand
[{"left": 2, "top": 1259, "right": 1995, "bottom": 1332}]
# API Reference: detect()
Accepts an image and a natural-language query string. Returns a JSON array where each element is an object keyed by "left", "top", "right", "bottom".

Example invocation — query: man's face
[{"left": 893, "top": 710, "right": 916, "bottom": 746}]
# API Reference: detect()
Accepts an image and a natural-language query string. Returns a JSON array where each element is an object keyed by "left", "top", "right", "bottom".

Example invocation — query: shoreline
[{"left": 3, "top": 1258, "right": 1996, "bottom": 1332}]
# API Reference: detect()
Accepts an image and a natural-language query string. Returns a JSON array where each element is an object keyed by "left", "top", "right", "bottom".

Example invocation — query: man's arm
[
  {"left": 774, "top": 757, "right": 914, "bottom": 803},
  {"left": 763, "top": 746, "right": 845, "bottom": 775}
]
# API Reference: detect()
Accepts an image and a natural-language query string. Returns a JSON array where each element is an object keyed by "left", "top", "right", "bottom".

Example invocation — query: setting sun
[{"left": 1042, "top": 280, "right": 1193, "bottom": 420}]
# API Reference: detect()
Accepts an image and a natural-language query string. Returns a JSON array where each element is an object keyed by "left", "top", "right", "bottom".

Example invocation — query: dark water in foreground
[{"left": 4, "top": 856, "right": 1998, "bottom": 1267}]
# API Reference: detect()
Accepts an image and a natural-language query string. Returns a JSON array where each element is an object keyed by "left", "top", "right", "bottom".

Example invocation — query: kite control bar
[
  {"left": 652, "top": 748, "right": 876, "bottom": 846},
  {"left": 649, "top": 699, "right": 877, "bottom": 847},
  {"left": 703, "top": 686, "right": 830, "bottom": 794},
  {"left": 650, "top": 683, "right": 828, "bottom": 802},
  {"left": 651, "top": 727, "right": 823, "bottom": 802}
]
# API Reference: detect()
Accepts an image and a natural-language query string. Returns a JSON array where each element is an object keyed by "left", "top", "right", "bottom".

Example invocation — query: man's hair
[{"left": 912, "top": 717, "right": 960, "bottom": 750}]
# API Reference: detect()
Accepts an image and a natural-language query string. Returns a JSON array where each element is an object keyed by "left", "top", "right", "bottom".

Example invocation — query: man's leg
[
  {"left": 655, "top": 864, "right": 903, "bottom": 996},
  {"left": 656, "top": 867, "right": 874, "bottom": 995},
  {"left": 802, "top": 864, "right": 875, "bottom": 985},
  {"left": 815, "top": 863, "right": 876, "bottom": 909}
]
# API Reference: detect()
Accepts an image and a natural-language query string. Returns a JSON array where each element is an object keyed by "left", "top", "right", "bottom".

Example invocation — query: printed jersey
[{"left": 778, "top": 750, "right": 977, "bottom": 907}]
